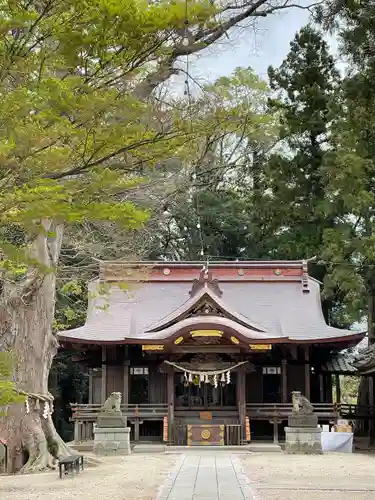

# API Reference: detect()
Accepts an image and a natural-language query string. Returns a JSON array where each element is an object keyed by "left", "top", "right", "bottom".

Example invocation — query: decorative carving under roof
[
  {"left": 301, "top": 260, "right": 310, "bottom": 293},
  {"left": 189, "top": 269, "right": 223, "bottom": 298},
  {"left": 189, "top": 299, "right": 224, "bottom": 318},
  {"left": 171, "top": 353, "right": 237, "bottom": 371}
]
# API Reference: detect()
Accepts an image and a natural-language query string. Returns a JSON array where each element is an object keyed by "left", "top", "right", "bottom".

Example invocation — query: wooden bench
[{"left": 58, "top": 454, "right": 84, "bottom": 478}]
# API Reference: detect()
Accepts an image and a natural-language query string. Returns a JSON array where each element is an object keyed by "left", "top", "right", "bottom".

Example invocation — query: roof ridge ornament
[
  {"left": 301, "top": 259, "right": 310, "bottom": 293},
  {"left": 189, "top": 268, "right": 223, "bottom": 297}
]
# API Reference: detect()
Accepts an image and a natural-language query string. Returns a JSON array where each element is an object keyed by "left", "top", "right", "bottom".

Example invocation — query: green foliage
[
  {"left": 340, "top": 375, "right": 360, "bottom": 404},
  {"left": 0, "top": 0, "right": 222, "bottom": 275},
  {"left": 146, "top": 67, "right": 279, "bottom": 261},
  {"left": 49, "top": 350, "right": 88, "bottom": 442},
  {"left": 316, "top": 3, "right": 375, "bottom": 335},
  {"left": 0, "top": 352, "right": 25, "bottom": 411},
  {"left": 266, "top": 25, "right": 341, "bottom": 260},
  {"left": 261, "top": 26, "right": 352, "bottom": 325}
]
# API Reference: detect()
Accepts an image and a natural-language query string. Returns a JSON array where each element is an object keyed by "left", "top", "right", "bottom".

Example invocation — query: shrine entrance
[
  {"left": 174, "top": 371, "right": 237, "bottom": 408},
  {"left": 165, "top": 354, "right": 248, "bottom": 445}
]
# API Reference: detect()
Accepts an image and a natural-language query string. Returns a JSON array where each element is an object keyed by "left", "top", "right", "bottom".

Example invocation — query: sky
[
  {"left": 180, "top": 6, "right": 341, "bottom": 89},
  {"left": 193, "top": 8, "right": 310, "bottom": 82}
]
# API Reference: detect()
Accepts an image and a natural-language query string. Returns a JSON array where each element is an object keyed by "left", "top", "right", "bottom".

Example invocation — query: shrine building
[{"left": 58, "top": 260, "right": 364, "bottom": 446}]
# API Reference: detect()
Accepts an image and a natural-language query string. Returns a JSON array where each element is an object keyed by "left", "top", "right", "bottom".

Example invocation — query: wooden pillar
[
  {"left": 281, "top": 359, "right": 288, "bottom": 403},
  {"left": 304, "top": 347, "right": 311, "bottom": 400},
  {"left": 167, "top": 368, "right": 174, "bottom": 443},
  {"left": 101, "top": 346, "right": 107, "bottom": 403},
  {"left": 123, "top": 364, "right": 129, "bottom": 406},
  {"left": 368, "top": 375, "right": 374, "bottom": 446},
  {"left": 325, "top": 374, "right": 333, "bottom": 402},
  {"left": 319, "top": 374, "right": 324, "bottom": 403},
  {"left": 237, "top": 368, "right": 246, "bottom": 443},
  {"left": 88, "top": 369, "right": 93, "bottom": 404},
  {"left": 335, "top": 374, "right": 341, "bottom": 404}
]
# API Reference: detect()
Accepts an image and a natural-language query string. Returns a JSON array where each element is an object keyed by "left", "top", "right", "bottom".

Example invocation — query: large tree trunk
[{"left": 0, "top": 223, "right": 72, "bottom": 473}]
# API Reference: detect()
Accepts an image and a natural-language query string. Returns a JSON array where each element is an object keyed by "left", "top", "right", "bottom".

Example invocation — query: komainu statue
[
  {"left": 101, "top": 392, "right": 122, "bottom": 413},
  {"left": 97, "top": 392, "right": 126, "bottom": 428},
  {"left": 292, "top": 391, "right": 314, "bottom": 415}
]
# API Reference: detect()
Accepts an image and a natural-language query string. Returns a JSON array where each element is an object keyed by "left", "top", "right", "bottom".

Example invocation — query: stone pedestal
[
  {"left": 97, "top": 411, "right": 127, "bottom": 428},
  {"left": 285, "top": 426, "right": 322, "bottom": 454},
  {"left": 93, "top": 426, "right": 131, "bottom": 456},
  {"left": 288, "top": 414, "right": 318, "bottom": 428}
]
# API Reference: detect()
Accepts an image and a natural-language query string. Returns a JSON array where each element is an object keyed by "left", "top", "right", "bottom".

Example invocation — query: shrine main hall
[{"left": 59, "top": 260, "right": 364, "bottom": 445}]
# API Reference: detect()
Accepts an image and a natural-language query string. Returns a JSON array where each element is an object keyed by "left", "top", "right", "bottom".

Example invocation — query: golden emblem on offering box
[{"left": 201, "top": 429, "right": 211, "bottom": 440}]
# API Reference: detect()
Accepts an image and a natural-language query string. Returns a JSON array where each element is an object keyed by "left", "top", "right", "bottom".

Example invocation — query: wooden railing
[
  {"left": 70, "top": 403, "right": 168, "bottom": 442},
  {"left": 246, "top": 403, "right": 336, "bottom": 420},
  {"left": 70, "top": 402, "right": 375, "bottom": 443},
  {"left": 338, "top": 404, "right": 375, "bottom": 419},
  {"left": 71, "top": 403, "right": 168, "bottom": 420},
  {"left": 246, "top": 403, "right": 375, "bottom": 420}
]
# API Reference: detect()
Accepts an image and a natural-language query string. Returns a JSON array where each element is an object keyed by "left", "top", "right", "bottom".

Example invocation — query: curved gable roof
[
  {"left": 57, "top": 261, "right": 366, "bottom": 345},
  {"left": 146, "top": 285, "right": 268, "bottom": 333}
]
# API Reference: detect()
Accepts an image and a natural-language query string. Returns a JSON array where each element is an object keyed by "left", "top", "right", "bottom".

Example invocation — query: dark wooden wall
[
  {"left": 106, "top": 365, "right": 124, "bottom": 395},
  {"left": 149, "top": 365, "right": 167, "bottom": 404},
  {"left": 287, "top": 364, "right": 305, "bottom": 400},
  {"left": 246, "top": 367, "right": 263, "bottom": 402},
  {"left": 92, "top": 372, "right": 102, "bottom": 404}
]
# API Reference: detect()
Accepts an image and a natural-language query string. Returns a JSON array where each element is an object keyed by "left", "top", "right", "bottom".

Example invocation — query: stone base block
[
  {"left": 288, "top": 414, "right": 318, "bottom": 428},
  {"left": 97, "top": 412, "right": 127, "bottom": 428},
  {"left": 285, "top": 426, "right": 322, "bottom": 455},
  {"left": 93, "top": 426, "right": 131, "bottom": 456}
]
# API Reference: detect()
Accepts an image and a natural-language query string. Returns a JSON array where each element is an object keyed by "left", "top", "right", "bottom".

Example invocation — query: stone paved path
[{"left": 157, "top": 454, "right": 256, "bottom": 500}]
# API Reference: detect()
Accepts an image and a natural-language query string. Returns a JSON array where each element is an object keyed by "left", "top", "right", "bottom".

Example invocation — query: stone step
[
  {"left": 70, "top": 441, "right": 282, "bottom": 454},
  {"left": 133, "top": 444, "right": 166, "bottom": 453},
  {"left": 165, "top": 443, "right": 281, "bottom": 453},
  {"left": 248, "top": 442, "right": 282, "bottom": 453}
]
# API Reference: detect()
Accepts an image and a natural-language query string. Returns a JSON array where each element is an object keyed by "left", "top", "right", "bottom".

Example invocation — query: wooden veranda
[{"left": 70, "top": 402, "right": 375, "bottom": 444}]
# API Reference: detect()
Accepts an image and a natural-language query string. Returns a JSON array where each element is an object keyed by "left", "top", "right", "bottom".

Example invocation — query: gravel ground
[
  {"left": 241, "top": 453, "right": 375, "bottom": 500},
  {"left": 0, "top": 454, "right": 178, "bottom": 500}
]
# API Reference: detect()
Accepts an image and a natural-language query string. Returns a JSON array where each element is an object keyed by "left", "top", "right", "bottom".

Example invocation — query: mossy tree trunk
[{"left": 0, "top": 222, "right": 71, "bottom": 472}]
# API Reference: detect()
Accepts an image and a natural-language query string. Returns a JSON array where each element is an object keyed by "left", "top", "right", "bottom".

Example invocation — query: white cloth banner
[{"left": 321, "top": 432, "right": 353, "bottom": 453}]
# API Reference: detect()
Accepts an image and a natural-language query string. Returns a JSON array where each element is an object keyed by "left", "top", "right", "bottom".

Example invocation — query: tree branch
[{"left": 134, "top": 0, "right": 321, "bottom": 98}]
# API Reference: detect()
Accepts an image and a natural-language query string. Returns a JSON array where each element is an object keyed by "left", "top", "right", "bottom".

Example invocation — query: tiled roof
[
  {"left": 353, "top": 344, "right": 375, "bottom": 374},
  {"left": 58, "top": 261, "right": 365, "bottom": 344},
  {"left": 322, "top": 356, "right": 357, "bottom": 374},
  {"left": 147, "top": 285, "right": 267, "bottom": 333}
]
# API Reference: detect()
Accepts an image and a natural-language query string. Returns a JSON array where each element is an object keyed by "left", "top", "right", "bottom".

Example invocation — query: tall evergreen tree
[
  {"left": 317, "top": 2, "right": 375, "bottom": 339},
  {"left": 265, "top": 25, "right": 347, "bottom": 325}
]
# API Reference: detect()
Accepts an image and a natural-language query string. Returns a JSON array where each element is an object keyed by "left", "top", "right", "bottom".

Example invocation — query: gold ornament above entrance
[
  {"left": 249, "top": 344, "right": 272, "bottom": 350},
  {"left": 142, "top": 345, "right": 164, "bottom": 351},
  {"left": 190, "top": 330, "right": 223, "bottom": 337},
  {"left": 174, "top": 336, "right": 184, "bottom": 345},
  {"left": 230, "top": 336, "right": 240, "bottom": 344}
]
